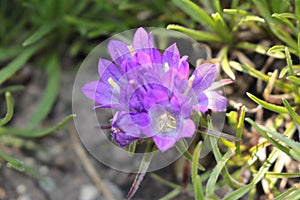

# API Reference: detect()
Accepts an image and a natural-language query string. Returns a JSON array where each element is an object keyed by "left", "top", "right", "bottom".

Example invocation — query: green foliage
[{"left": 151, "top": 0, "right": 300, "bottom": 199}]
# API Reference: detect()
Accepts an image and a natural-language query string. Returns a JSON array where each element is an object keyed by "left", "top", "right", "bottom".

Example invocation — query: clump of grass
[{"left": 148, "top": 0, "right": 300, "bottom": 199}]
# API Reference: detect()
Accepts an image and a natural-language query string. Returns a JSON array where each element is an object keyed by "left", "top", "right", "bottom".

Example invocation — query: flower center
[{"left": 157, "top": 113, "right": 177, "bottom": 133}]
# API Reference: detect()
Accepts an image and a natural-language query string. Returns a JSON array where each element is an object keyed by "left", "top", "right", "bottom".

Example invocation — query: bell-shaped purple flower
[{"left": 82, "top": 27, "right": 228, "bottom": 152}]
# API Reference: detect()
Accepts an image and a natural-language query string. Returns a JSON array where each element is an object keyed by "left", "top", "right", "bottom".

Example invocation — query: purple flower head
[{"left": 82, "top": 28, "right": 228, "bottom": 152}]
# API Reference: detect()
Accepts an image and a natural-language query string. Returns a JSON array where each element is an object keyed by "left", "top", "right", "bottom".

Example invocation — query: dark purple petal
[
  {"left": 204, "top": 90, "right": 228, "bottom": 112},
  {"left": 130, "top": 112, "right": 151, "bottom": 127},
  {"left": 132, "top": 27, "right": 154, "bottom": 51},
  {"left": 153, "top": 136, "right": 177, "bottom": 152},
  {"left": 143, "top": 89, "right": 169, "bottom": 111},
  {"left": 82, "top": 81, "right": 118, "bottom": 105},
  {"left": 93, "top": 104, "right": 126, "bottom": 110},
  {"left": 112, "top": 112, "right": 142, "bottom": 137},
  {"left": 98, "top": 58, "right": 122, "bottom": 84},
  {"left": 112, "top": 131, "right": 138, "bottom": 147},
  {"left": 108, "top": 40, "right": 131, "bottom": 66},
  {"left": 192, "top": 63, "right": 217, "bottom": 93}
]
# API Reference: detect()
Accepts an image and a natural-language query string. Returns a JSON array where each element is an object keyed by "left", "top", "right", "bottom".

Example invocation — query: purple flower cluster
[{"left": 82, "top": 28, "right": 227, "bottom": 152}]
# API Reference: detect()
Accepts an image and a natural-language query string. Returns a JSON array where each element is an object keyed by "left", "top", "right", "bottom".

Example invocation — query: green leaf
[
  {"left": 275, "top": 186, "right": 299, "bottom": 200},
  {"left": 22, "top": 21, "right": 58, "bottom": 46},
  {"left": 0, "top": 114, "right": 75, "bottom": 137},
  {"left": 192, "top": 141, "right": 204, "bottom": 200},
  {"left": 175, "top": 139, "right": 205, "bottom": 171},
  {"left": 282, "top": 98, "right": 300, "bottom": 125},
  {"left": 246, "top": 93, "right": 289, "bottom": 113},
  {"left": 0, "top": 151, "right": 25, "bottom": 172},
  {"left": 267, "top": 45, "right": 286, "bottom": 59},
  {"left": 226, "top": 111, "right": 238, "bottom": 129},
  {"left": 236, "top": 42, "right": 268, "bottom": 56},
  {"left": 167, "top": 24, "right": 222, "bottom": 42},
  {"left": 0, "top": 45, "right": 41, "bottom": 85},
  {"left": 127, "top": 142, "right": 155, "bottom": 199},
  {"left": 0, "top": 92, "right": 14, "bottom": 126},
  {"left": 223, "top": 184, "right": 254, "bottom": 200},
  {"left": 229, "top": 62, "right": 291, "bottom": 91},
  {"left": 235, "top": 106, "right": 245, "bottom": 156},
  {"left": 265, "top": 172, "right": 300, "bottom": 178},
  {"left": 219, "top": 46, "right": 235, "bottom": 80},
  {"left": 171, "top": 0, "right": 216, "bottom": 32},
  {"left": 205, "top": 147, "right": 235, "bottom": 197},
  {"left": 0, "top": 85, "right": 24, "bottom": 95},
  {"left": 246, "top": 118, "right": 300, "bottom": 159},
  {"left": 287, "top": 76, "right": 300, "bottom": 85},
  {"left": 28, "top": 54, "right": 61, "bottom": 129}
]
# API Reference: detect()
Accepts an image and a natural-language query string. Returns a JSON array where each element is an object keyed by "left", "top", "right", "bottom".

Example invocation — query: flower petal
[
  {"left": 98, "top": 58, "right": 122, "bottom": 84},
  {"left": 112, "top": 131, "right": 138, "bottom": 147},
  {"left": 112, "top": 112, "right": 143, "bottom": 137},
  {"left": 153, "top": 136, "right": 177, "bottom": 152},
  {"left": 82, "top": 81, "right": 117, "bottom": 105},
  {"left": 204, "top": 90, "right": 228, "bottom": 112},
  {"left": 192, "top": 93, "right": 209, "bottom": 113},
  {"left": 132, "top": 27, "right": 154, "bottom": 51},
  {"left": 192, "top": 63, "right": 217, "bottom": 92},
  {"left": 163, "top": 43, "right": 180, "bottom": 67},
  {"left": 108, "top": 40, "right": 131, "bottom": 66},
  {"left": 130, "top": 112, "right": 151, "bottom": 127},
  {"left": 177, "top": 119, "right": 196, "bottom": 138}
]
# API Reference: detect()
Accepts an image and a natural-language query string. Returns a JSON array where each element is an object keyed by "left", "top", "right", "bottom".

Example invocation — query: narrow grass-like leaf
[
  {"left": 128, "top": 140, "right": 137, "bottom": 156},
  {"left": 209, "top": 135, "right": 239, "bottom": 189},
  {"left": 192, "top": 141, "right": 204, "bottom": 200},
  {"left": 0, "top": 92, "right": 14, "bottom": 126},
  {"left": 219, "top": 46, "right": 235, "bottom": 80},
  {"left": 211, "top": 12, "right": 232, "bottom": 42},
  {"left": 267, "top": 45, "right": 286, "bottom": 59},
  {"left": 255, "top": 121, "right": 300, "bottom": 154},
  {"left": 176, "top": 139, "right": 205, "bottom": 170},
  {"left": 205, "top": 147, "right": 235, "bottom": 197},
  {"left": 223, "top": 184, "right": 253, "bottom": 200},
  {"left": 274, "top": 186, "right": 298, "bottom": 200},
  {"left": 171, "top": 0, "right": 216, "bottom": 31},
  {"left": 265, "top": 172, "right": 300, "bottom": 178},
  {"left": 0, "top": 85, "right": 24, "bottom": 94},
  {"left": 282, "top": 98, "right": 300, "bottom": 125},
  {"left": 0, "top": 45, "right": 41, "bottom": 85},
  {"left": 272, "top": 14, "right": 297, "bottom": 36},
  {"left": 28, "top": 54, "right": 60, "bottom": 129},
  {"left": 236, "top": 42, "right": 268, "bottom": 56},
  {"left": 235, "top": 106, "right": 245, "bottom": 156},
  {"left": 159, "top": 188, "right": 181, "bottom": 200},
  {"left": 223, "top": 9, "right": 248, "bottom": 15},
  {"left": 286, "top": 189, "right": 300, "bottom": 200},
  {"left": 246, "top": 118, "right": 291, "bottom": 155},
  {"left": 0, "top": 114, "right": 75, "bottom": 137},
  {"left": 229, "top": 62, "right": 291, "bottom": 91},
  {"left": 22, "top": 21, "right": 58, "bottom": 46},
  {"left": 285, "top": 47, "right": 300, "bottom": 102},
  {"left": 150, "top": 173, "right": 181, "bottom": 189},
  {"left": 225, "top": 143, "right": 280, "bottom": 199},
  {"left": 287, "top": 76, "right": 300, "bottom": 85},
  {"left": 252, "top": 0, "right": 271, "bottom": 21},
  {"left": 246, "top": 93, "right": 289, "bottom": 113},
  {"left": 167, "top": 24, "right": 222, "bottom": 42},
  {"left": 127, "top": 142, "right": 155, "bottom": 199},
  {"left": 0, "top": 150, "right": 25, "bottom": 172}
]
